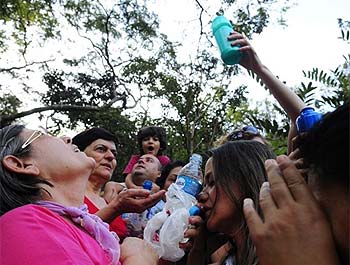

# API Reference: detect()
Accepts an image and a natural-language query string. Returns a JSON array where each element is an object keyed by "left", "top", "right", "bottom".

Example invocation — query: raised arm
[{"left": 228, "top": 32, "right": 305, "bottom": 152}]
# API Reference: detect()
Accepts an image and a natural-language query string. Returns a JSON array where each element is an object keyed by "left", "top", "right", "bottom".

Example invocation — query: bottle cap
[
  {"left": 190, "top": 153, "right": 203, "bottom": 165},
  {"left": 189, "top": 205, "right": 201, "bottom": 216},
  {"left": 296, "top": 107, "right": 323, "bottom": 133},
  {"left": 211, "top": 15, "right": 232, "bottom": 33},
  {"left": 142, "top": 180, "right": 153, "bottom": 191}
]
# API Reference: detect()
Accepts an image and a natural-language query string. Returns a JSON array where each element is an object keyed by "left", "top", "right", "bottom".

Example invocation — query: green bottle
[{"left": 212, "top": 15, "right": 242, "bottom": 65}]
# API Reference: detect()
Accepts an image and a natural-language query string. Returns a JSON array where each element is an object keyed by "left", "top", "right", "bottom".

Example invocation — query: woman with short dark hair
[{"left": 0, "top": 125, "right": 158, "bottom": 265}]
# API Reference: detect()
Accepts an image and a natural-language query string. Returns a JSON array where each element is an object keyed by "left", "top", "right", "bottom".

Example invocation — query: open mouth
[
  {"left": 101, "top": 163, "right": 112, "bottom": 170},
  {"left": 73, "top": 145, "right": 81, "bottom": 153},
  {"left": 147, "top": 146, "right": 154, "bottom": 151},
  {"left": 204, "top": 210, "right": 212, "bottom": 220}
]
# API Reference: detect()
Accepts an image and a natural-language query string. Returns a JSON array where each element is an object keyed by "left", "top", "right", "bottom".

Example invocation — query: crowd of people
[{"left": 0, "top": 31, "right": 348, "bottom": 265}]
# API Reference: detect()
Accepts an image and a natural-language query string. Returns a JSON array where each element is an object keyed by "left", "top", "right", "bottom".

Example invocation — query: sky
[
  {"left": 4, "top": 0, "right": 349, "bottom": 133},
  {"left": 149, "top": 0, "right": 349, "bottom": 114}
]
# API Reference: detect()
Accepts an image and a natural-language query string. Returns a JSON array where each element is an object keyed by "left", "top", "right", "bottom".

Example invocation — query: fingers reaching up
[{"left": 243, "top": 155, "right": 339, "bottom": 265}]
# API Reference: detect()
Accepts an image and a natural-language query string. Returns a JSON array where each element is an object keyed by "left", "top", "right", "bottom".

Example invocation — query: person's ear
[{"left": 2, "top": 155, "right": 40, "bottom": 176}]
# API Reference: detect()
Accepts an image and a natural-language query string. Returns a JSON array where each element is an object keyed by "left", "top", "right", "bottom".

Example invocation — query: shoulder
[
  {"left": 1, "top": 204, "right": 76, "bottom": 236},
  {"left": 130, "top": 154, "right": 140, "bottom": 161},
  {"left": 1, "top": 204, "right": 61, "bottom": 223},
  {"left": 157, "top": 155, "right": 171, "bottom": 166},
  {"left": 123, "top": 155, "right": 141, "bottom": 174},
  {"left": 126, "top": 155, "right": 140, "bottom": 165},
  {"left": 0, "top": 204, "right": 108, "bottom": 264}
]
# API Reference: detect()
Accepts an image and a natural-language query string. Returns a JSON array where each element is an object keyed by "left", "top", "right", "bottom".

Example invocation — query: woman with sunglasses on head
[
  {"left": 187, "top": 141, "right": 276, "bottom": 265},
  {"left": 215, "top": 125, "right": 268, "bottom": 147},
  {"left": 186, "top": 125, "right": 268, "bottom": 265},
  {"left": 0, "top": 125, "right": 158, "bottom": 265}
]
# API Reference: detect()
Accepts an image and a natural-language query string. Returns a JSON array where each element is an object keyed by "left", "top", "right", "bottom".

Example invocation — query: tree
[
  {"left": 1, "top": 0, "right": 295, "bottom": 168},
  {"left": 0, "top": 0, "right": 168, "bottom": 126},
  {"left": 300, "top": 19, "right": 349, "bottom": 109},
  {"left": 140, "top": 0, "right": 293, "bottom": 159}
]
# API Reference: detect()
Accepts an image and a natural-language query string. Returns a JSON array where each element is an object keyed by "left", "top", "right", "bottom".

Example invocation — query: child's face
[{"left": 142, "top": 136, "right": 160, "bottom": 156}]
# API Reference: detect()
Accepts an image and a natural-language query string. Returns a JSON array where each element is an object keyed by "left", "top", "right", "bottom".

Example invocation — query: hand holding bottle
[{"left": 227, "top": 32, "right": 265, "bottom": 74}]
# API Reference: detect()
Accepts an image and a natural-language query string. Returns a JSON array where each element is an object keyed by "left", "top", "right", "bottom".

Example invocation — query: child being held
[
  {"left": 123, "top": 126, "right": 170, "bottom": 189},
  {"left": 103, "top": 126, "right": 170, "bottom": 202}
]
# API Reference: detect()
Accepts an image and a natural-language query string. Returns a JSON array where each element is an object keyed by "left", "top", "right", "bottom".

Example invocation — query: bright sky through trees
[
  {"left": 5, "top": 0, "right": 349, "bottom": 129},
  {"left": 147, "top": 0, "right": 349, "bottom": 116}
]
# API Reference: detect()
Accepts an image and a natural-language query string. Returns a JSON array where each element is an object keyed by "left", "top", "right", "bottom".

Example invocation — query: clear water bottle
[
  {"left": 175, "top": 153, "right": 203, "bottom": 197},
  {"left": 180, "top": 205, "right": 201, "bottom": 244},
  {"left": 296, "top": 107, "right": 323, "bottom": 133},
  {"left": 143, "top": 154, "right": 203, "bottom": 261},
  {"left": 122, "top": 180, "right": 153, "bottom": 238},
  {"left": 212, "top": 14, "right": 242, "bottom": 65}
]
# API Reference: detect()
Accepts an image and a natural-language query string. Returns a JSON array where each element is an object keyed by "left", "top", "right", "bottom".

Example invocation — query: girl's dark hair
[
  {"left": 210, "top": 140, "right": 276, "bottom": 265},
  {"left": 0, "top": 125, "right": 53, "bottom": 216},
  {"left": 137, "top": 126, "right": 167, "bottom": 155},
  {"left": 298, "top": 103, "right": 349, "bottom": 186},
  {"left": 156, "top": 160, "right": 186, "bottom": 189}
]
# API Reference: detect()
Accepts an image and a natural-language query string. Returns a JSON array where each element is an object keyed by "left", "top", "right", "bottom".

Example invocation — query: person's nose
[
  {"left": 61, "top": 136, "right": 72, "bottom": 144},
  {"left": 105, "top": 150, "right": 115, "bottom": 160},
  {"left": 197, "top": 189, "right": 209, "bottom": 204},
  {"left": 147, "top": 137, "right": 155, "bottom": 144}
]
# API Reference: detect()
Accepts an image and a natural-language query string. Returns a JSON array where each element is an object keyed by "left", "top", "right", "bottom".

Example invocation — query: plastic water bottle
[
  {"left": 175, "top": 153, "right": 203, "bottom": 197},
  {"left": 296, "top": 107, "right": 323, "bottom": 133},
  {"left": 143, "top": 154, "right": 203, "bottom": 261},
  {"left": 180, "top": 205, "right": 201, "bottom": 244},
  {"left": 212, "top": 14, "right": 242, "bottom": 65},
  {"left": 122, "top": 180, "right": 153, "bottom": 238}
]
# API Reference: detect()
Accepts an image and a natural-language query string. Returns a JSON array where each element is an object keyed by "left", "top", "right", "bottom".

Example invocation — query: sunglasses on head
[{"left": 228, "top": 125, "right": 260, "bottom": 141}]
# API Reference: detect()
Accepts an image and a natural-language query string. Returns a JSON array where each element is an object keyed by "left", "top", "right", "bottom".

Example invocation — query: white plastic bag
[
  {"left": 158, "top": 208, "right": 190, "bottom": 261},
  {"left": 144, "top": 183, "right": 197, "bottom": 261},
  {"left": 164, "top": 183, "right": 197, "bottom": 213},
  {"left": 143, "top": 210, "right": 168, "bottom": 256}
]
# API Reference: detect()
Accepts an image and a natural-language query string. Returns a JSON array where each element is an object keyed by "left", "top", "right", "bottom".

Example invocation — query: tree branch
[
  {"left": 0, "top": 104, "right": 100, "bottom": 125},
  {"left": 0, "top": 59, "right": 55, "bottom": 73}
]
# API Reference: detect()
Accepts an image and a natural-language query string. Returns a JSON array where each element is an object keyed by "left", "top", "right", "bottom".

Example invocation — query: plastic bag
[
  {"left": 143, "top": 183, "right": 197, "bottom": 261},
  {"left": 159, "top": 208, "right": 190, "bottom": 261}
]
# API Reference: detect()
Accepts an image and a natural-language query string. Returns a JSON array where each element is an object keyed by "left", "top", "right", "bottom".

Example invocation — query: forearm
[
  {"left": 122, "top": 256, "right": 158, "bottom": 265},
  {"left": 255, "top": 65, "right": 305, "bottom": 122},
  {"left": 121, "top": 238, "right": 159, "bottom": 265},
  {"left": 287, "top": 122, "right": 298, "bottom": 154},
  {"left": 95, "top": 205, "right": 121, "bottom": 223}
]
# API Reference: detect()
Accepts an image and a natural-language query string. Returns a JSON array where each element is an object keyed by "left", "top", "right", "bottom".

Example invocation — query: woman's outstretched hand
[{"left": 227, "top": 32, "right": 264, "bottom": 73}]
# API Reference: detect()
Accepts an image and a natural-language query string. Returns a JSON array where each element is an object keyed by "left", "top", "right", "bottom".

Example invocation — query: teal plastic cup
[{"left": 212, "top": 15, "right": 242, "bottom": 65}]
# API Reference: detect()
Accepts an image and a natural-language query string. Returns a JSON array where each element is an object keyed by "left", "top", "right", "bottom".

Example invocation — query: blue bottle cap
[
  {"left": 189, "top": 205, "right": 201, "bottom": 216},
  {"left": 142, "top": 180, "right": 153, "bottom": 191},
  {"left": 296, "top": 107, "right": 323, "bottom": 133}
]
